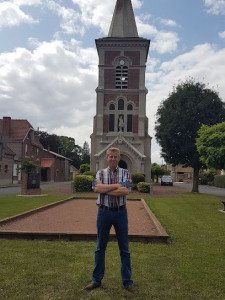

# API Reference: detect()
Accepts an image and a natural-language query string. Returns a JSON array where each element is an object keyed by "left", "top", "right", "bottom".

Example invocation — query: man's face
[{"left": 106, "top": 151, "right": 120, "bottom": 170}]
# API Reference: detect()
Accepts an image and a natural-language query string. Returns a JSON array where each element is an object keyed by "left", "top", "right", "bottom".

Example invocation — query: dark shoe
[
  {"left": 125, "top": 285, "right": 136, "bottom": 294},
  {"left": 84, "top": 282, "right": 101, "bottom": 291}
]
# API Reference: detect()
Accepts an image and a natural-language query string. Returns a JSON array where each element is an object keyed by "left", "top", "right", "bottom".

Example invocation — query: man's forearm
[
  {"left": 94, "top": 183, "right": 121, "bottom": 194},
  {"left": 107, "top": 186, "right": 129, "bottom": 197}
]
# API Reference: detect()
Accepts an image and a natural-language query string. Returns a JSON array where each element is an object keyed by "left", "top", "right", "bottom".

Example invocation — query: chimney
[{"left": 3, "top": 117, "right": 11, "bottom": 135}]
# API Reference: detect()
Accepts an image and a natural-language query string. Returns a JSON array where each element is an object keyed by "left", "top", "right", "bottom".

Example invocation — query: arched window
[
  {"left": 118, "top": 99, "right": 124, "bottom": 110},
  {"left": 109, "top": 114, "right": 115, "bottom": 132},
  {"left": 127, "top": 115, "right": 133, "bottom": 132},
  {"left": 109, "top": 103, "right": 115, "bottom": 110},
  {"left": 127, "top": 104, "right": 133, "bottom": 111}
]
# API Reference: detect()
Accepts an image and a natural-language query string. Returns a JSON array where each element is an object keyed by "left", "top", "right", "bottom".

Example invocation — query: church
[{"left": 90, "top": 0, "right": 151, "bottom": 182}]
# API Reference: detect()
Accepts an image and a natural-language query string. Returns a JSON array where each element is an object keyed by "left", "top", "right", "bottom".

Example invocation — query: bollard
[
  {"left": 71, "top": 181, "right": 74, "bottom": 194},
  {"left": 222, "top": 201, "right": 225, "bottom": 211}
]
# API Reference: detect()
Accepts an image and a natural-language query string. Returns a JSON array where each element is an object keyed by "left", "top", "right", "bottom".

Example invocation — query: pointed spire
[{"left": 108, "top": 0, "right": 139, "bottom": 38}]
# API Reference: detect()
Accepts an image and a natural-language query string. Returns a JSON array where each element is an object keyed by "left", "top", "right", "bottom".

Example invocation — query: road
[
  {"left": 174, "top": 182, "right": 225, "bottom": 198},
  {"left": 0, "top": 181, "right": 69, "bottom": 195},
  {"left": 0, "top": 181, "right": 225, "bottom": 198}
]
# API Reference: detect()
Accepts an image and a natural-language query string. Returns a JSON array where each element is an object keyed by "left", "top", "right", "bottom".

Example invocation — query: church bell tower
[{"left": 90, "top": 0, "right": 151, "bottom": 181}]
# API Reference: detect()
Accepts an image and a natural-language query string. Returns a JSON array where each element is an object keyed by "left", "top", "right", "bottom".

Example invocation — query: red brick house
[
  {"left": 0, "top": 140, "right": 16, "bottom": 186},
  {"left": 167, "top": 164, "right": 194, "bottom": 182},
  {"left": 0, "top": 117, "right": 71, "bottom": 185},
  {"left": 39, "top": 149, "right": 71, "bottom": 182}
]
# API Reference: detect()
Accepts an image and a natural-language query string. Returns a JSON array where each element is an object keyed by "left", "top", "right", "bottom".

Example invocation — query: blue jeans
[{"left": 92, "top": 206, "right": 133, "bottom": 288}]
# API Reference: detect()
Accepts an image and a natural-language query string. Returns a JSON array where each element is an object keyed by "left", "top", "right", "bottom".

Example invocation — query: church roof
[{"left": 108, "top": 0, "right": 139, "bottom": 38}]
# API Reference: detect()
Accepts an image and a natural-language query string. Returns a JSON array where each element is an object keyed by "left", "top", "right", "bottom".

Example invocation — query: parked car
[{"left": 161, "top": 175, "right": 173, "bottom": 186}]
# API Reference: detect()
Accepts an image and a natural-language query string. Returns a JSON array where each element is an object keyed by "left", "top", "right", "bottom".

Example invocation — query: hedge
[
  {"left": 131, "top": 173, "right": 145, "bottom": 190},
  {"left": 214, "top": 175, "right": 225, "bottom": 188},
  {"left": 74, "top": 175, "right": 93, "bottom": 192},
  {"left": 83, "top": 171, "right": 96, "bottom": 177},
  {"left": 137, "top": 182, "right": 150, "bottom": 193}
]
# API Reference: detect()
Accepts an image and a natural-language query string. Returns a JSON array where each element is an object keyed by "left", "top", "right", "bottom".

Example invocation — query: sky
[{"left": 0, "top": 0, "right": 225, "bottom": 164}]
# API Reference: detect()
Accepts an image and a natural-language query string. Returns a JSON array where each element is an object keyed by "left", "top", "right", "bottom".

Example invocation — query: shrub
[
  {"left": 74, "top": 175, "right": 93, "bottom": 192},
  {"left": 137, "top": 182, "right": 150, "bottom": 193},
  {"left": 131, "top": 173, "right": 145, "bottom": 190},
  {"left": 83, "top": 171, "right": 96, "bottom": 178},
  {"left": 79, "top": 164, "right": 90, "bottom": 174},
  {"left": 214, "top": 175, "right": 225, "bottom": 188},
  {"left": 200, "top": 170, "right": 216, "bottom": 185}
]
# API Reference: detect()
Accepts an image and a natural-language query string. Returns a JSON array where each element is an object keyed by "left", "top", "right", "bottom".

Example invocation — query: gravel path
[{"left": 0, "top": 184, "right": 187, "bottom": 243}]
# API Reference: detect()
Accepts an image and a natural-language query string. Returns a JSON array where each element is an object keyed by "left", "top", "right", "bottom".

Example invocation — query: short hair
[{"left": 106, "top": 147, "right": 120, "bottom": 157}]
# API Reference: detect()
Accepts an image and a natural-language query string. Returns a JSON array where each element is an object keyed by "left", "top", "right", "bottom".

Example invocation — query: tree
[
  {"left": 81, "top": 141, "right": 90, "bottom": 164},
  {"left": 151, "top": 163, "right": 166, "bottom": 183},
  {"left": 18, "top": 157, "right": 40, "bottom": 174},
  {"left": 58, "top": 136, "right": 76, "bottom": 157},
  {"left": 38, "top": 131, "right": 88, "bottom": 169},
  {"left": 196, "top": 122, "right": 225, "bottom": 170},
  {"left": 38, "top": 131, "right": 60, "bottom": 153},
  {"left": 79, "top": 163, "right": 90, "bottom": 174},
  {"left": 155, "top": 79, "right": 225, "bottom": 192}
]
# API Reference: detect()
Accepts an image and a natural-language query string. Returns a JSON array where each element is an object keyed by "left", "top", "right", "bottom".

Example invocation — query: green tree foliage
[
  {"left": 18, "top": 157, "right": 41, "bottom": 174},
  {"left": 151, "top": 163, "right": 166, "bottom": 183},
  {"left": 155, "top": 79, "right": 225, "bottom": 192},
  {"left": 199, "top": 169, "right": 216, "bottom": 185},
  {"left": 58, "top": 136, "right": 76, "bottom": 156},
  {"left": 38, "top": 131, "right": 60, "bottom": 153},
  {"left": 196, "top": 122, "right": 225, "bottom": 170},
  {"left": 79, "top": 163, "right": 90, "bottom": 174},
  {"left": 81, "top": 141, "right": 90, "bottom": 164},
  {"left": 38, "top": 131, "right": 90, "bottom": 169}
]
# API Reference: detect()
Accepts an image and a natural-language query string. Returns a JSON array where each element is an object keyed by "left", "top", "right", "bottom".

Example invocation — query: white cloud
[
  {"left": 12, "top": 0, "right": 42, "bottom": 6},
  {"left": 71, "top": 0, "right": 114, "bottom": 34},
  {"left": 159, "top": 18, "right": 177, "bottom": 27},
  {"left": 146, "top": 43, "right": 225, "bottom": 148},
  {"left": 204, "top": 0, "right": 225, "bottom": 15},
  {"left": 46, "top": 0, "right": 85, "bottom": 35},
  {"left": 0, "top": 40, "right": 98, "bottom": 146},
  {"left": 219, "top": 31, "right": 225, "bottom": 38},
  {"left": 0, "top": 1, "right": 38, "bottom": 28},
  {"left": 151, "top": 31, "right": 179, "bottom": 54},
  {"left": 136, "top": 17, "right": 179, "bottom": 54},
  {"left": 70, "top": 1, "right": 179, "bottom": 54},
  {"left": 71, "top": 0, "right": 143, "bottom": 35},
  {"left": 151, "top": 150, "right": 163, "bottom": 165}
]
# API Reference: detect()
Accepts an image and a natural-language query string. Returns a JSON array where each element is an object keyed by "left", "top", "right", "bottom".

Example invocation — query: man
[{"left": 85, "top": 147, "right": 135, "bottom": 294}]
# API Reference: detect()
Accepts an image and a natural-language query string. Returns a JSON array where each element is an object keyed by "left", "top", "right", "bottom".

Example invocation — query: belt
[{"left": 99, "top": 205, "right": 126, "bottom": 211}]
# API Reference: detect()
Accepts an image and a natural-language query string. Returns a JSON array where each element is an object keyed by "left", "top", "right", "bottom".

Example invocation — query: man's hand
[{"left": 122, "top": 181, "right": 132, "bottom": 188}]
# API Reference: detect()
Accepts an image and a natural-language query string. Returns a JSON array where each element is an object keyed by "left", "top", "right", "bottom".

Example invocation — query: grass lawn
[
  {"left": 0, "top": 193, "right": 71, "bottom": 220},
  {"left": 0, "top": 192, "right": 225, "bottom": 299}
]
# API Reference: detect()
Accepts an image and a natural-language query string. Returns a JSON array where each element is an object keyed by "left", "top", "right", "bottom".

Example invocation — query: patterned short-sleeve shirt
[{"left": 95, "top": 166, "right": 131, "bottom": 208}]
